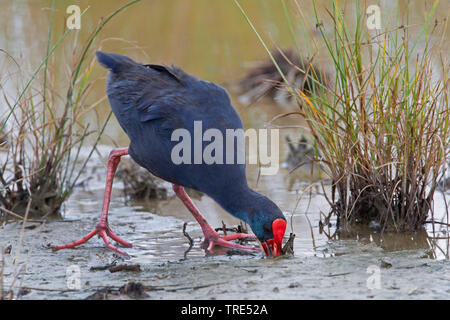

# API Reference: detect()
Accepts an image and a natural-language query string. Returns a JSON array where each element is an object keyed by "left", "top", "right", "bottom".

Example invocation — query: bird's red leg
[
  {"left": 52, "top": 147, "right": 132, "bottom": 257},
  {"left": 172, "top": 184, "right": 260, "bottom": 255}
]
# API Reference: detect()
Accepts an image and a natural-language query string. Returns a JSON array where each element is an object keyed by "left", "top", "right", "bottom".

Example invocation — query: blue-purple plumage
[{"left": 96, "top": 51, "right": 285, "bottom": 242}]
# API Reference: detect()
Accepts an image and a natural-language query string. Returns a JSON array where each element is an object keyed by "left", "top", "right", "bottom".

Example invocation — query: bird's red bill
[{"left": 262, "top": 218, "right": 286, "bottom": 257}]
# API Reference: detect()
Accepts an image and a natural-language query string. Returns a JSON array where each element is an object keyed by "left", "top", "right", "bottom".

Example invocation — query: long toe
[
  {"left": 51, "top": 228, "right": 98, "bottom": 251},
  {"left": 106, "top": 228, "right": 133, "bottom": 248},
  {"left": 214, "top": 237, "right": 261, "bottom": 253},
  {"left": 221, "top": 233, "right": 256, "bottom": 241},
  {"left": 51, "top": 223, "right": 132, "bottom": 258},
  {"left": 99, "top": 230, "right": 131, "bottom": 259}
]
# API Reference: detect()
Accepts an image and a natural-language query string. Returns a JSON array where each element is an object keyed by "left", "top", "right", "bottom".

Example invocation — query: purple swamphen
[{"left": 52, "top": 52, "right": 286, "bottom": 258}]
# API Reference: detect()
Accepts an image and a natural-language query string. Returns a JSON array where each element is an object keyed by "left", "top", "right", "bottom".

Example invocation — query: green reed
[
  {"left": 236, "top": 0, "right": 449, "bottom": 231},
  {"left": 0, "top": 0, "right": 140, "bottom": 219}
]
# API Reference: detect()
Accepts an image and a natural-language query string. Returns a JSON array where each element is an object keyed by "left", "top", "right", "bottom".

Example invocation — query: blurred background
[{"left": 1, "top": 0, "right": 448, "bottom": 146}]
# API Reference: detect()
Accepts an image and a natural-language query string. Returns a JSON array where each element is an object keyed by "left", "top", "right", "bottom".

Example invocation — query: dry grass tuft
[{"left": 0, "top": 1, "right": 140, "bottom": 220}]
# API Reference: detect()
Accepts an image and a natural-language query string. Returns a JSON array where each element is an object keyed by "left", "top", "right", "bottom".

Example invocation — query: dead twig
[
  {"left": 108, "top": 264, "right": 141, "bottom": 273},
  {"left": 89, "top": 262, "right": 117, "bottom": 271},
  {"left": 425, "top": 220, "right": 450, "bottom": 228},
  {"left": 182, "top": 222, "right": 193, "bottom": 260},
  {"left": 215, "top": 221, "right": 238, "bottom": 234}
]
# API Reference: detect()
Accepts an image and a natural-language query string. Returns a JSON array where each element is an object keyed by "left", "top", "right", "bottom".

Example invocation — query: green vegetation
[
  {"left": 0, "top": 0, "right": 140, "bottom": 219},
  {"left": 236, "top": 0, "right": 449, "bottom": 231}
]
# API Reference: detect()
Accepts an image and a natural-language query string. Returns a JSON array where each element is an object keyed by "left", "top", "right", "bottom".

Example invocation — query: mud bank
[
  {"left": 1, "top": 152, "right": 448, "bottom": 300},
  {"left": 1, "top": 209, "right": 450, "bottom": 300}
]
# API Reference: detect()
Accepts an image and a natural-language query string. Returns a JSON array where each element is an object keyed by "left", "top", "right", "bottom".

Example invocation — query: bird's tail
[{"left": 96, "top": 51, "right": 135, "bottom": 73}]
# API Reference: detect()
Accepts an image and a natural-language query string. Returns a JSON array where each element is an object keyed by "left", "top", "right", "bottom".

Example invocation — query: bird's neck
[{"left": 211, "top": 184, "right": 267, "bottom": 224}]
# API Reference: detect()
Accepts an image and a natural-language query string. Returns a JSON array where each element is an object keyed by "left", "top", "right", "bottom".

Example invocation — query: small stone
[
  {"left": 408, "top": 287, "right": 425, "bottom": 296},
  {"left": 3, "top": 244, "right": 12, "bottom": 254},
  {"left": 119, "top": 282, "right": 148, "bottom": 299},
  {"left": 380, "top": 258, "right": 392, "bottom": 269},
  {"left": 273, "top": 287, "right": 279, "bottom": 293},
  {"left": 419, "top": 249, "right": 434, "bottom": 259},
  {"left": 288, "top": 282, "right": 302, "bottom": 288},
  {"left": 18, "top": 288, "right": 30, "bottom": 296}
]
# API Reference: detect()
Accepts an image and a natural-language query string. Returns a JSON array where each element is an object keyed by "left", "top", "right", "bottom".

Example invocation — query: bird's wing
[
  {"left": 135, "top": 70, "right": 237, "bottom": 132},
  {"left": 122, "top": 64, "right": 193, "bottom": 129},
  {"left": 135, "top": 91, "right": 197, "bottom": 137},
  {"left": 143, "top": 64, "right": 182, "bottom": 83}
]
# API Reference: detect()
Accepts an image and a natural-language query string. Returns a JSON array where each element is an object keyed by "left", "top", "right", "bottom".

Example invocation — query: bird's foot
[
  {"left": 200, "top": 231, "right": 260, "bottom": 255},
  {"left": 51, "top": 222, "right": 133, "bottom": 258},
  {"left": 172, "top": 184, "right": 261, "bottom": 256}
]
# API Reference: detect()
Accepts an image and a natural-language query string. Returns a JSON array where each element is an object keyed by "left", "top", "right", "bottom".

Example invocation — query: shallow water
[
  {"left": 0, "top": 149, "right": 449, "bottom": 299},
  {"left": 0, "top": 0, "right": 449, "bottom": 299}
]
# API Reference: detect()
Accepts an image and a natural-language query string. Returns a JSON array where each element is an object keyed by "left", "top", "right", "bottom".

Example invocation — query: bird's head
[{"left": 245, "top": 197, "right": 287, "bottom": 257}]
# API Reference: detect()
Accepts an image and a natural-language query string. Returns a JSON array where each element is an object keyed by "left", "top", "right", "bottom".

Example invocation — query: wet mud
[{"left": 1, "top": 161, "right": 449, "bottom": 299}]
